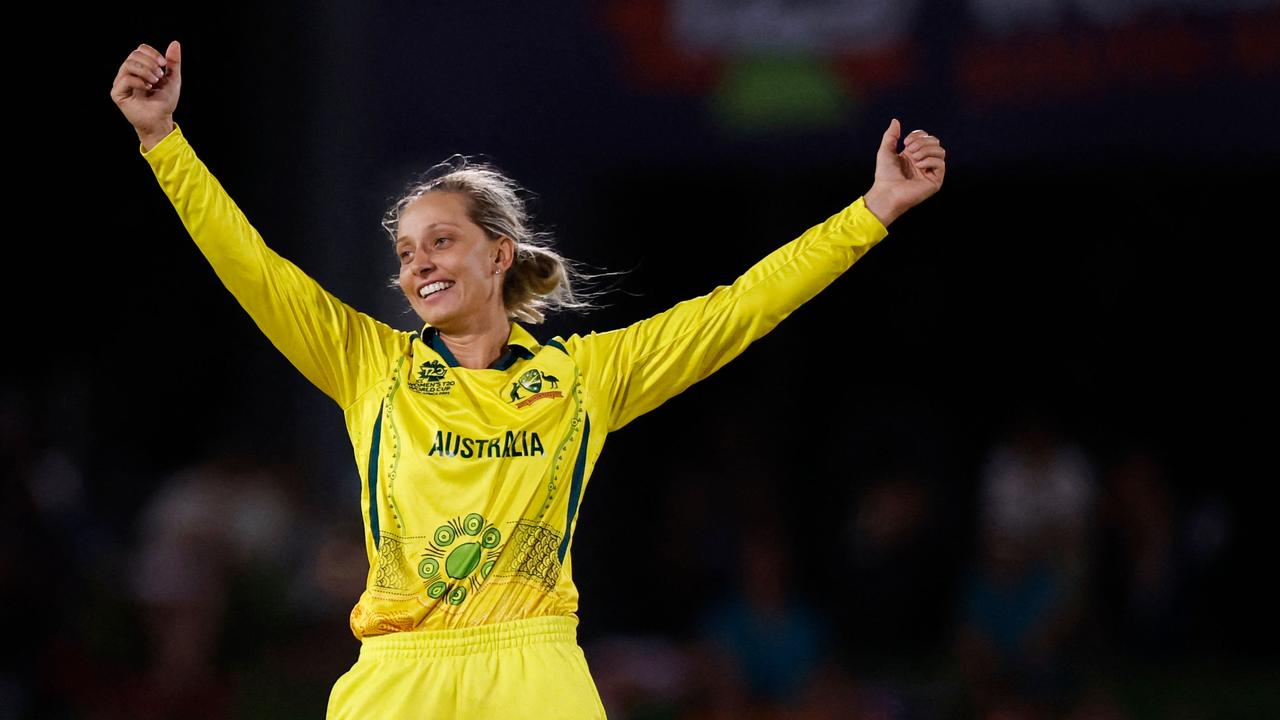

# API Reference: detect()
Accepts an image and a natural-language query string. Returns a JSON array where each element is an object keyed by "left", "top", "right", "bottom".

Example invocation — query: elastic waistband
[{"left": 358, "top": 615, "right": 579, "bottom": 659}]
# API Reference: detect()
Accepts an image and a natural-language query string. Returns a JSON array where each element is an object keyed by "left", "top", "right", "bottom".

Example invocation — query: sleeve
[
  {"left": 139, "top": 123, "right": 401, "bottom": 409},
  {"left": 566, "top": 196, "right": 889, "bottom": 433}
]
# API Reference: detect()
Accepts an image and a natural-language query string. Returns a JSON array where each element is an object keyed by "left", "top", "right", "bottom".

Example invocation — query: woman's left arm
[{"left": 565, "top": 119, "right": 946, "bottom": 433}]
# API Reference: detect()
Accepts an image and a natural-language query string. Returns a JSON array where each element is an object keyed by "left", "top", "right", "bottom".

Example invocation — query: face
[{"left": 396, "top": 191, "right": 512, "bottom": 332}]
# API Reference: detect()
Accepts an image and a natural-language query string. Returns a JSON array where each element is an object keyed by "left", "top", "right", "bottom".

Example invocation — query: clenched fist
[
  {"left": 863, "top": 118, "right": 947, "bottom": 227},
  {"left": 111, "top": 40, "right": 182, "bottom": 152}
]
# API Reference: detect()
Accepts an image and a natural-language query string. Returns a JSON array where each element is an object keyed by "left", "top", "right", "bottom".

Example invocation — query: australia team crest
[{"left": 509, "top": 368, "right": 562, "bottom": 408}]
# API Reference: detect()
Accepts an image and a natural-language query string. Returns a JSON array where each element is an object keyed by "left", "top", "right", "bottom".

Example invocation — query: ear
[{"left": 494, "top": 235, "right": 515, "bottom": 273}]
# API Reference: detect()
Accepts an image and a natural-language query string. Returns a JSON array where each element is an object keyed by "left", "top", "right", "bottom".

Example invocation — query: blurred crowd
[{"left": 0, "top": 384, "right": 1248, "bottom": 719}]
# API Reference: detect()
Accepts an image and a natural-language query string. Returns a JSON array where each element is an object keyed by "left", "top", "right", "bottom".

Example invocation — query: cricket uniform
[{"left": 141, "top": 123, "right": 888, "bottom": 718}]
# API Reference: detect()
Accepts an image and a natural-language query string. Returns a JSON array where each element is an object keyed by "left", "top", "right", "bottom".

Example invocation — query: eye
[{"left": 434, "top": 236, "right": 450, "bottom": 247}]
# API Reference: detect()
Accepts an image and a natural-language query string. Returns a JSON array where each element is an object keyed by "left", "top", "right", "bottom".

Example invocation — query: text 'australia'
[{"left": 428, "top": 430, "right": 545, "bottom": 459}]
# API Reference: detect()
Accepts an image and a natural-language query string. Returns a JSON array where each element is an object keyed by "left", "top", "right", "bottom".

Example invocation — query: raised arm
[
  {"left": 113, "top": 41, "right": 401, "bottom": 408},
  {"left": 564, "top": 119, "right": 947, "bottom": 433}
]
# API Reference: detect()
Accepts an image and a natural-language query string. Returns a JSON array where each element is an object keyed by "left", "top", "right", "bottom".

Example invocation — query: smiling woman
[
  {"left": 383, "top": 155, "right": 606, "bottom": 331},
  {"left": 115, "top": 39, "right": 944, "bottom": 720}
]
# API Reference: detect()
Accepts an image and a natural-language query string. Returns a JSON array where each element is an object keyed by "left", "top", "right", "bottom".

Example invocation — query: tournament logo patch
[
  {"left": 509, "top": 368, "right": 562, "bottom": 408},
  {"left": 409, "top": 359, "right": 455, "bottom": 395}
]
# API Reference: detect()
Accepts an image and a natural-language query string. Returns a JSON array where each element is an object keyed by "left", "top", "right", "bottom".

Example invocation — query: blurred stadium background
[{"left": 5, "top": 2, "right": 1277, "bottom": 718}]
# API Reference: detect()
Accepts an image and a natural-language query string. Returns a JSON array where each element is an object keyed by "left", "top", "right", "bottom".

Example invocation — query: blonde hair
[{"left": 382, "top": 155, "right": 616, "bottom": 324}]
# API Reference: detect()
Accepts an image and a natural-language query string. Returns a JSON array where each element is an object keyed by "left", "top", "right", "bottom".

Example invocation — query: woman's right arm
[{"left": 115, "top": 42, "right": 400, "bottom": 409}]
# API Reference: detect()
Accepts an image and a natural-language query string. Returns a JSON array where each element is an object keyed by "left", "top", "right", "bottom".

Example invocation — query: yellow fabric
[
  {"left": 326, "top": 615, "right": 605, "bottom": 719},
  {"left": 140, "top": 122, "right": 888, "bottom": 642}
]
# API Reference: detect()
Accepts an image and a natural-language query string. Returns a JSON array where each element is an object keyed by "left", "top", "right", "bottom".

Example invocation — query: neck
[{"left": 435, "top": 305, "right": 511, "bottom": 369}]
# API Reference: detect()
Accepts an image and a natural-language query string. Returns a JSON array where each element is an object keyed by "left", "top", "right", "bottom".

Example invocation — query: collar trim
[{"left": 417, "top": 322, "right": 538, "bottom": 370}]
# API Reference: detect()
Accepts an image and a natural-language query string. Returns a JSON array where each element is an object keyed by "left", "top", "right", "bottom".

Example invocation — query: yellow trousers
[{"left": 326, "top": 614, "right": 607, "bottom": 719}]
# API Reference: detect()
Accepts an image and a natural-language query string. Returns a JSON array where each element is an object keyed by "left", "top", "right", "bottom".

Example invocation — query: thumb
[
  {"left": 164, "top": 40, "right": 182, "bottom": 80},
  {"left": 880, "top": 118, "right": 901, "bottom": 153}
]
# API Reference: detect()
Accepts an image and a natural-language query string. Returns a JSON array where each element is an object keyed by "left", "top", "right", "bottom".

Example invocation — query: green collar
[{"left": 414, "top": 322, "right": 537, "bottom": 370}]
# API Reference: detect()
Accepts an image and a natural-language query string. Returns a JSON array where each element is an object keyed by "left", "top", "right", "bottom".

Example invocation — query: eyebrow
[{"left": 396, "top": 222, "right": 460, "bottom": 244}]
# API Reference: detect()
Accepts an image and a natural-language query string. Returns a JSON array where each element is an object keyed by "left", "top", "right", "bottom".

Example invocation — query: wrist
[
  {"left": 862, "top": 185, "right": 902, "bottom": 227},
  {"left": 138, "top": 119, "right": 176, "bottom": 153}
]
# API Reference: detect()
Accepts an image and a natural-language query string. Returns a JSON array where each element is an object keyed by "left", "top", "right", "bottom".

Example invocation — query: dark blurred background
[{"left": 6, "top": 1, "right": 1278, "bottom": 718}]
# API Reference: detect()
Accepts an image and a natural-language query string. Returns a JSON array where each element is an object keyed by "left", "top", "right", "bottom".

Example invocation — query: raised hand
[
  {"left": 110, "top": 41, "right": 183, "bottom": 151},
  {"left": 863, "top": 118, "right": 947, "bottom": 227}
]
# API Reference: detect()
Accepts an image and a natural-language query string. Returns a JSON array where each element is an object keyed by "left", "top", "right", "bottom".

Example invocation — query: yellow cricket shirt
[{"left": 140, "top": 123, "right": 888, "bottom": 640}]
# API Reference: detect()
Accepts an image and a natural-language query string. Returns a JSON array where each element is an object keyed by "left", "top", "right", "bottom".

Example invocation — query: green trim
[
  {"left": 419, "top": 325, "right": 537, "bottom": 370},
  {"left": 367, "top": 399, "right": 384, "bottom": 550},
  {"left": 383, "top": 354, "right": 411, "bottom": 532},
  {"left": 490, "top": 345, "right": 535, "bottom": 371},
  {"left": 558, "top": 413, "right": 591, "bottom": 564},
  {"left": 535, "top": 367, "right": 582, "bottom": 524},
  {"left": 427, "top": 327, "right": 462, "bottom": 368}
]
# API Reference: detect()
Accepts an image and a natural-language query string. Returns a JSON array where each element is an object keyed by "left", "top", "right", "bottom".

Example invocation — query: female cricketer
[{"left": 112, "top": 40, "right": 946, "bottom": 719}]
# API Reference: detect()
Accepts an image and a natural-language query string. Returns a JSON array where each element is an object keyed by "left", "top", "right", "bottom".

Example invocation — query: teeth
[{"left": 419, "top": 281, "right": 455, "bottom": 298}]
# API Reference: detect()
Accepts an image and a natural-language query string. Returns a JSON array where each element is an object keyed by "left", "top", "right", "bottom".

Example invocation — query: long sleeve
[
  {"left": 140, "top": 123, "right": 402, "bottom": 409},
  {"left": 563, "top": 196, "right": 888, "bottom": 433}
]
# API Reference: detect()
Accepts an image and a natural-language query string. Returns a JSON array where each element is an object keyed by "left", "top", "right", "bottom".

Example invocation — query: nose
[{"left": 410, "top": 248, "right": 436, "bottom": 274}]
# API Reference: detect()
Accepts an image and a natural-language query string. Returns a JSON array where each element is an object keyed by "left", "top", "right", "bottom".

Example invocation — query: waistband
[{"left": 358, "top": 614, "right": 579, "bottom": 659}]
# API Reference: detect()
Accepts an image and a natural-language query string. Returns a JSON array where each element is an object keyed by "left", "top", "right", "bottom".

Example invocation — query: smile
[{"left": 419, "top": 281, "right": 456, "bottom": 298}]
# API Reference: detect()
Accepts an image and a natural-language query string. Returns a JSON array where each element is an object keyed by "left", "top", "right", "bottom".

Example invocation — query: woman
[{"left": 112, "top": 40, "right": 946, "bottom": 719}]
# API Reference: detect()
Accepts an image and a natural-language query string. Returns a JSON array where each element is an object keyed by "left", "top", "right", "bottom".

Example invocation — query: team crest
[
  {"left": 409, "top": 359, "right": 456, "bottom": 395},
  {"left": 509, "top": 368, "right": 562, "bottom": 408}
]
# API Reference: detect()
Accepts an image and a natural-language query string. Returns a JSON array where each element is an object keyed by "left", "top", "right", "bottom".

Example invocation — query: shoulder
[
  {"left": 543, "top": 332, "right": 608, "bottom": 371},
  {"left": 368, "top": 314, "right": 415, "bottom": 350},
  {"left": 546, "top": 329, "right": 618, "bottom": 358},
  {"left": 545, "top": 335, "right": 572, "bottom": 355}
]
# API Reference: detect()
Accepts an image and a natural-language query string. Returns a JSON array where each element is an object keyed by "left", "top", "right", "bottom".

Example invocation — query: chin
[
  {"left": 418, "top": 304, "right": 456, "bottom": 329},
  {"left": 418, "top": 311, "right": 445, "bottom": 327}
]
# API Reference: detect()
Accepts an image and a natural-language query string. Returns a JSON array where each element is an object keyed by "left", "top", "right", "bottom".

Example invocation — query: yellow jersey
[{"left": 140, "top": 123, "right": 888, "bottom": 640}]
